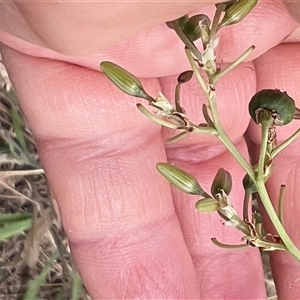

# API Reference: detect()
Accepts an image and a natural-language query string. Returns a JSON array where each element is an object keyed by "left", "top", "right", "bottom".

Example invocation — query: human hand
[{"left": 0, "top": 1, "right": 300, "bottom": 298}]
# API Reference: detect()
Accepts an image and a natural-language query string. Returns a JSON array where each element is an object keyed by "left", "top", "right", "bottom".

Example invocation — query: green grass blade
[
  {"left": 71, "top": 269, "right": 83, "bottom": 300},
  {"left": 11, "top": 106, "right": 27, "bottom": 152},
  {"left": 24, "top": 251, "right": 59, "bottom": 300},
  {"left": 0, "top": 218, "right": 32, "bottom": 241},
  {"left": 0, "top": 213, "right": 31, "bottom": 225}
]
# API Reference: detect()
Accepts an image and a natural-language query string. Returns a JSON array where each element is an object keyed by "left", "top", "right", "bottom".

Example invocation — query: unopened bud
[
  {"left": 211, "top": 168, "right": 232, "bottom": 197},
  {"left": 183, "top": 14, "right": 211, "bottom": 44},
  {"left": 195, "top": 198, "right": 219, "bottom": 212},
  {"left": 248, "top": 89, "right": 296, "bottom": 126},
  {"left": 242, "top": 174, "right": 257, "bottom": 193},
  {"left": 100, "top": 61, "right": 152, "bottom": 100},
  {"left": 177, "top": 70, "right": 193, "bottom": 84},
  {"left": 218, "top": 0, "right": 258, "bottom": 30},
  {"left": 156, "top": 163, "right": 203, "bottom": 195}
]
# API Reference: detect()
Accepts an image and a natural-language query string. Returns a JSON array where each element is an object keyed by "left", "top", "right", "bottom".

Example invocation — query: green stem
[
  {"left": 211, "top": 46, "right": 255, "bottom": 85},
  {"left": 243, "top": 189, "right": 251, "bottom": 222},
  {"left": 257, "top": 113, "right": 273, "bottom": 181},
  {"left": 209, "top": 3, "right": 227, "bottom": 40},
  {"left": 278, "top": 185, "right": 286, "bottom": 225},
  {"left": 211, "top": 237, "right": 249, "bottom": 249},
  {"left": 171, "top": 21, "right": 202, "bottom": 61},
  {"left": 271, "top": 127, "right": 300, "bottom": 159},
  {"left": 186, "top": 49, "right": 254, "bottom": 179},
  {"left": 256, "top": 180, "right": 300, "bottom": 262}
]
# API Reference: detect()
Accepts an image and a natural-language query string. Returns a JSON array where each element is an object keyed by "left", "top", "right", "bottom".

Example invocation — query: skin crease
[{"left": 0, "top": 0, "right": 300, "bottom": 299}]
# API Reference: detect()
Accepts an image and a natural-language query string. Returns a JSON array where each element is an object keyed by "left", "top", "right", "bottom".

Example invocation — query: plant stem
[
  {"left": 211, "top": 237, "right": 249, "bottom": 249},
  {"left": 278, "top": 185, "right": 286, "bottom": 225},
  {"left": 171, "top": 22, "right": 202, "bottom": 61},
  {"left": 243, "top": 189, "right": 251, "bottom": 222},
  {"left": 211, "top": 46, "right": 255, "bottom": 85},
  {"left": 210, "top": 3, "right": 226, "bottom": 40},
  {"left": 257, "top": 113, "right": 273, "bottom": 181},
  {"left": 271, "top": 127, "right": 300, "bottom": 159},
  {"left": 0, "top": 169, "right": 44, "bottom": 177},
  {"left": 256, "top": 180, "right": 300, "bottom": 262},
  {"left": 186, "top": 49, "right": 254, "bottom": 179}
]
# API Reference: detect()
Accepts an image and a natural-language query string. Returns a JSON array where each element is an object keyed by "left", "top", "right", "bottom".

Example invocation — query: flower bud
[
  {"left": 249, "top": 89, "right": 296, "bottom": 125},
  {"left": 100, "top": 61, "right": 151, "bottom": 100},
  {"left": 177, "top": 70, "right": 194, "bottom": 84},
  {"left": 182, "top": 14, "right": 211, "bottom": 43},
  {"left": 195, "top": 198, "right": 219, "bottom": 212},
  {"left": 156, "top": 163, "right": 203, "bottom": 195},
  {"left": 218, "top": 0, "right": 258, "bottom": 30},
  {"left": 166, "top": 15, "right": 189, "bottom": 29},
  {"left": 211, "top": 168, "right": 232, "bottom": 197},
  {"left": 242, "top": 174, "right": 257, "bottom": 193}
]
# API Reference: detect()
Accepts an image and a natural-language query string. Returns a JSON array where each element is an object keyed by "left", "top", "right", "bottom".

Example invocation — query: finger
[
  {"left": 0, "top": 1, "right": 298, "bottom": 77},
  {"left": 250, "top": 43, "right": 300, "bottom": 298},
  {"left": 1, "top": 46, "right": 201, "bottom": 299},
  {"left": 159, "top": 62, "right": 266, "bottom": 298}
]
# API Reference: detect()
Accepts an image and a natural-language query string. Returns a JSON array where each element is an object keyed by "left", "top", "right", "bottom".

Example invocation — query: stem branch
[{"left": 256, "top": 180, "right": 300, "bottom": 262}]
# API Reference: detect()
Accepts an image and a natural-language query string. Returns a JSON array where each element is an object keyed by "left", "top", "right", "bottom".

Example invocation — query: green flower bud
[
  {"left": 166, "top": 15, "right": 189, "bottom": 29},
  {"left": 182, "top": 14, "right": 211, "bottom": 43},
  {"left": 242, "top": 174, "right": 257, "bottom": 193},
  {"left": 195, "top": 198, "right": 219, "bottom": 212},
  {"left": 156, "top": 163, "right": 203, "bottom": 195},
  {"left": 100, "top": 61, "right": 151, "bottom": 100},
  {"left": 211, "top": 168, "right": 232, "bottom": 197},
  {"left": 218, "top": 0, "right": 258, "bottom": 30},
  {"left": 249, "top": 89, "right": 296, "bottom": 125}
]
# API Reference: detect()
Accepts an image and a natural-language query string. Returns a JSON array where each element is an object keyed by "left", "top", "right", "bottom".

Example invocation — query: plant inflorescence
[{"left": 100, "top": 0, "right": 300, "bottom": 263}]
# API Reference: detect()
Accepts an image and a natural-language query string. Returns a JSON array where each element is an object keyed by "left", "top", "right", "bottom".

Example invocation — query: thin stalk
[
  {"left": 211, "top": 237, "right": 249, "bottom": 249},
  {"left": 185, "top": 49, "right": 207, "bottom": 92},
  {"left": 211, "top": 46, "right": 255, "bottom": 85},
  {"left": 193, "top": 126, "right": 218, "bottom": 135},
  {"left": 0, "top": 169, "right": 44, "bottom": 177},
  {"left": 137, "top": 104, "right": 179, "bottom": 129},
  {"left": 278, "top": 185, "right": 286, "bottom": 225},
  {"left": 256, "top": 180, "right": 300, "bottom": 262},
  {"left": 167, "top": 132, "right": 189, "bottom": 143},
  {"left": 175, "top": 84, "right": 183, "bottom": 113},
  {"left": 271, "top": 127, "right": 300, "bottom": 159},
  {"left": 257, "top": 113, "right": 273, "bottom": 181},
  {"left": 243, "top": 189, "right": 251, "bottom": 222},
  {"left": 209, "top": 3, "right": 227, "bottom": 40},
  {"left": 186, "top": 48, "right": 254, "bottom": 179},
  {"left": 171, "top": 22, "right": 202, "bottom": 61}
]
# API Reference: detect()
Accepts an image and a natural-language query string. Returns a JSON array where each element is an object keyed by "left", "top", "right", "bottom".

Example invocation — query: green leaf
[
  {"left": 0, "top": 218, "right": 32, "bottom": 241},
  {"left": 156, "top": 162, "right": 203, "bottom": 195},
  {"left": 71, "top": 269, "right": 83, "bottom": 300},
  {"left": 211, "top": 168, "right": 232, "bottom": 197},
  {"left": 24, "top": 251, "right": 59, "bottom": 300},
  {"left": 0, "top": 213, "right": 32, "bottom": 225},
  {"left": 12, "top": 106, "right": 27, "bottom": 152}
]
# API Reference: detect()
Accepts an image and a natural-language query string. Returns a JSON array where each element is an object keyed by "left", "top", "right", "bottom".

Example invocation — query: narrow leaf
[{"left": 0, "top": 218, "right": 32, "bottom": 241}]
